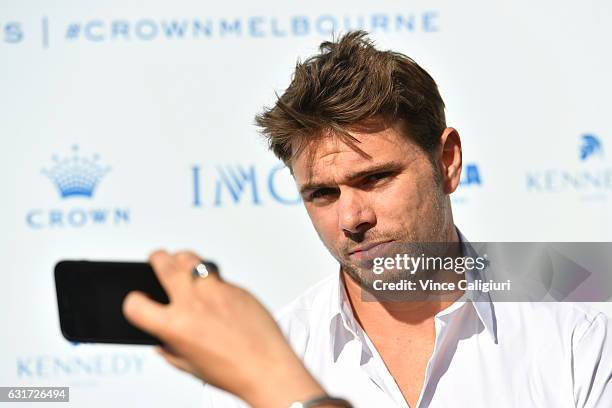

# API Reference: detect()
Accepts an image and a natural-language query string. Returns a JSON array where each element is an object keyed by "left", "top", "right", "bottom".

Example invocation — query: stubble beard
[{"left": 339, "top": 188, "right": 449, "bottom": 295}]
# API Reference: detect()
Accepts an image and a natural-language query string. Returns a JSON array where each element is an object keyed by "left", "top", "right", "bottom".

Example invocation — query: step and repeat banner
[{"left": 1, "top": 0, "right": 611, "bottom": 406}]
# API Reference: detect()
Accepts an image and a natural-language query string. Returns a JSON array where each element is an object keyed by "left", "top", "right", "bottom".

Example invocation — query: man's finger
[
  {"left": 122, "top": 291, "right": 169, "bottom": 339},
  {"left": 148, "top": 249, "right": 192, "bottom": 301},
  {"left": 175, "top": 251, "right": 222, "bottom": 279},
  {"left": 174, "top": 251, "right": 223, "bottom": 294},
  {"left": 174, "top": 251, "right": 205, "bottom": 276}
]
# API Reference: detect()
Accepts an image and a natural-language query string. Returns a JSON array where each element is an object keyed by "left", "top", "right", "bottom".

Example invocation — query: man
[{"left": 125, "top": 31, "right": 612, "bottom": 407}]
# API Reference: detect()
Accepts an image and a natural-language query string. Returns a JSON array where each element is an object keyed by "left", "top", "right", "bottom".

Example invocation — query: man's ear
[{"left": 438, "top": 127, "right": 462, "bottom": 195}]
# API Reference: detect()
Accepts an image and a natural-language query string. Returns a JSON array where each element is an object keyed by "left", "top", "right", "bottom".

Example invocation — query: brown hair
[{"left": 255, "top": 30, "right": 446, "bottom": 167}]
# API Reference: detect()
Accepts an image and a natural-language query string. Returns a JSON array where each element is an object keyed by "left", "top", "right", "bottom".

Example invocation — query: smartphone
[{"left": 54, "top": 260, "right": 169, "bottom": 345}]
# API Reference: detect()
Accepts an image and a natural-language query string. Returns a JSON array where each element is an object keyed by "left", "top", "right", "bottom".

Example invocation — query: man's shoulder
[
  {"left": 274, "top": 273, "right": 338, "bottom": 322},
  {"left": 499, "top": 301, "right": 603, "bottom": 321},
  {"left": 495, "top": 301, "right": 608, "bottom": 342}
]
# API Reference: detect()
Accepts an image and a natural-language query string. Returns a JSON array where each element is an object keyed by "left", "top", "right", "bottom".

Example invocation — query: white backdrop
[{"left": 1, "top": 1, "right": 611, "bottom": 407}]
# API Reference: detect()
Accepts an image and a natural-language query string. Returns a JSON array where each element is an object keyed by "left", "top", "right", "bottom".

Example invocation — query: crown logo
[{"left": 42, "top": 145, "right": 111, "bottom": 198}]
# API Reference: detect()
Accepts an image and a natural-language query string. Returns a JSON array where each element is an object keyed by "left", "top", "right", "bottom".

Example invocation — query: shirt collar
[
  {"left": 327, "top": 271, "right": 373, "bottom": 362},
  {"left": 457, "top": 229, "right": 498, "bottom": 343},
  {"left": 328, "top": 227, "right": 498, "bottom": 360}
]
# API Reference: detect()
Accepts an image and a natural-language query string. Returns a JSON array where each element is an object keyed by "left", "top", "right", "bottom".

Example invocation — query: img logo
[
  {"left": 526, "top": 134, "right": 611, "bottom": 198},
  {"left": 192, "top": 163, "right": 301, "bottom": 207},
  {"left": 26, "top": 145, "right": 130, "bottom": 229}
]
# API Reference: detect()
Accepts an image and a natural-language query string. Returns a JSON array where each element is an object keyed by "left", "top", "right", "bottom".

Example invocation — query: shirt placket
[{"left": 359, "top": 304, "right": 463, "bottom": 408}]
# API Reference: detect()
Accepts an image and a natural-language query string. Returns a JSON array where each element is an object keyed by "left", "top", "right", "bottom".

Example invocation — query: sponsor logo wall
[{"left": 1, "top": 1, "right": 611, "bottom": 407}]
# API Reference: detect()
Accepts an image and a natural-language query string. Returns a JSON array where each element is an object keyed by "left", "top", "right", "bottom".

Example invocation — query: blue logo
[
  {"left": 3, "top": 12, "right": 440, "bottom": 49},
  {"left": 526, "top": 134, "right": 611, "bottom": 196},
  {"left": 16, "top": 352, "right": 146, "bottom": 381},
  {"left": 452, "top": 163, "right": 483, "bottom": 205},
  {"left": 459, "top": 164, "right": 482, "bottom": 187},
  {"left": 192, "top": 163, "right": 301, "bottom": 207},
  {"left": 42, "top": 145, "right": 110, "bottom": 198},
  {"left": 26, "top": 145, "right": 130, "bottom": 229},
  {"left": 579, "top": 134, "right": 603, "bottom": 161},
  {"left": 1, "top": 21, "right": 23, "bottom": 43}
]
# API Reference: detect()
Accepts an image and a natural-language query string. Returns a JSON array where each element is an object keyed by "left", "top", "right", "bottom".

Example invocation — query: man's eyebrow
[{"left": 299, "top": 161, "right": 403, "bottom": 196}]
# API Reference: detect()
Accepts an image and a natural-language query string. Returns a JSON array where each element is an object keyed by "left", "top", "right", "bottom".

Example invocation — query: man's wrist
[{"left": 289, "top": 395, "right": 353, "bottom": 407}]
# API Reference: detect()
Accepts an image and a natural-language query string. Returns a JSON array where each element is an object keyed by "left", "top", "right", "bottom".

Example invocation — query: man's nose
[{"left": 337, "top": 190, "right": 376, "bottom": 235}]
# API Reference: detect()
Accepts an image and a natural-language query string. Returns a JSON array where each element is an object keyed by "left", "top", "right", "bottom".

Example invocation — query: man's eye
[
  {"left": 365, "top": 172, "right": 392, "bottom": 183},
  {"left": 310, "top": 188, "right": 337, "bottom": 200}
]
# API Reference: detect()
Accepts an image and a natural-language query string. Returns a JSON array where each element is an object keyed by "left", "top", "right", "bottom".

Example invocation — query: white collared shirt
[{"left": 201, "top": 262, "right": 612, "bottom": 407}]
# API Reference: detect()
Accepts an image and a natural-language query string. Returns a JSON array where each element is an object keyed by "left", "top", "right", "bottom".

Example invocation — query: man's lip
[{"left": 348, "top": 240, "right": 394, "bottom": 255}]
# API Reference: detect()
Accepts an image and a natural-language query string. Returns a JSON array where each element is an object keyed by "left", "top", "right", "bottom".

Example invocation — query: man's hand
[{"left": 122, "top": 250, "right": 325, "bottom": 408}]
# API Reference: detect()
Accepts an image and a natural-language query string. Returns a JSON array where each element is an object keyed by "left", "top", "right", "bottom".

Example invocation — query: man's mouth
[{"left": 348, "top": 240, "right": 395, "bottom": 261}]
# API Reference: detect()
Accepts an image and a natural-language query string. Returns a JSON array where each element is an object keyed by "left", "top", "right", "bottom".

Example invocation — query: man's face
[{"left": 292, "top": 122, "right": 451, "bottom": 288}]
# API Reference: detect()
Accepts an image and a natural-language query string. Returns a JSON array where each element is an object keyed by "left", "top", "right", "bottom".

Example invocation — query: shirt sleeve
[
  {"left": 573, "top": 312, "right": 612, "bottom": 408},
  {"left": 201, "top": 383, "right": 251, "bottom": 408}
]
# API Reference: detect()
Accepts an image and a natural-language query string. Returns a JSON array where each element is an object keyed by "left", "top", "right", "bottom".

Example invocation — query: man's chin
[
  {"left": 341, "top": 264, "right": 451, "bottom": 302},
  {"left": 342, "top": 264, "right": 403, "bottom": 296}
]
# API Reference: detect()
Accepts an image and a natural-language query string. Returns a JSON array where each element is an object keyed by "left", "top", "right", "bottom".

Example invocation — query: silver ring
[{"left": 192, "top": 262, "right": 209, "bottom": 279}]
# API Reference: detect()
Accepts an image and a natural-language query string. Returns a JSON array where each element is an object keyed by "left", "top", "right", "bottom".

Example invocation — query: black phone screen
[{"left": 54, "top": 260, "right": 169, "bottom": 345}]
